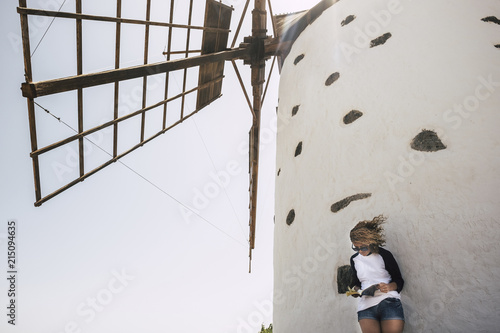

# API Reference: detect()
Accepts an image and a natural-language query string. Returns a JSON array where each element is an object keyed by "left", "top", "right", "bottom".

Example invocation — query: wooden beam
[
  {"left": 16, "top": 7, "right": 230, "bottom": 33},
  {"left": 262, "top": 37, "right": 293, "bottom": 57},
  {"left": 30, "top": 75, "right": 224, "bottom": 158},
  {"left": 19, "top": 0, "right": 42, "bottom": 203},
  {"left": 76, "top": 0, "right": 84, "bottom": 178},
  {"left": 21, "top": 48, "right": 248, "bottom": 98},
  {"left": 196, "top": 0, "right": 232, "bottom": 110},
  {"left": 181, "top": 0, "right": 194, "bottom": 120},
  {"left": 113, "top": 0, "right": 122, "bottom": 158},
  {"left": 211, "top": 2, "right": 223, "bottom": 106},
  {"left": 163, "top": 49, "right": 202, "bottom": 55},
  {"left": 140, "top": 0, "right": 152, "bottom": 143},
  {"left": 34, "top": 93, "right": 223, "bottom": 207},
  {"left": 163, "top": 0, "right": 175, "bottom": 130},
  {"left": 248, "top": 0, "right": 267, "bottom": 271}
]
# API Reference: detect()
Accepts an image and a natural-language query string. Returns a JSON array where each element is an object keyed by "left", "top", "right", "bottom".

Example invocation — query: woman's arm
[
  {"left": 379, "top": 282, "right": 398, "bottom": 293},
  {"left": 350, "top": 255, "right": 361, "bottom": 289},
  {"left": 379, "top": 248, "right": 404, "bottom": 293}
]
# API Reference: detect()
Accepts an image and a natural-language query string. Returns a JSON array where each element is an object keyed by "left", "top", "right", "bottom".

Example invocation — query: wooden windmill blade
[
  {"left": 17, "top": 0, "right": 240, "bottom": 206},
  {"left": 16, "top": 0, "right": 272, "bottom": 267},
  {"left": 245, "top": 0, "right": 338, "bottom": 263},
  {"left": 17, "top": 0, "right": 330, "bottom": 269}
]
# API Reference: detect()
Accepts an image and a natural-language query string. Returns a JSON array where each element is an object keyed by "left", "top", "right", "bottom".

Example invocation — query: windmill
[{"left": 17, "top": 0, "right": 336, "bottom": 270}]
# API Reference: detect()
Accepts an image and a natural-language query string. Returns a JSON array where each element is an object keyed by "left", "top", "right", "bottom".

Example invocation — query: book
[{"left": 346, "top": 284, "right": 379, "bottom": 297}]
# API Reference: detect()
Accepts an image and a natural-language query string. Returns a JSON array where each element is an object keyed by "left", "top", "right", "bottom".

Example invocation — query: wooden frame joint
[{"left": 21, "top": 82, "right": 37, "bottom": 98}]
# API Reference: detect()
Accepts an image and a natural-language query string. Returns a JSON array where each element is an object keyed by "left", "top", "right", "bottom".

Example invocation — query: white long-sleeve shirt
[{"left": 350, "top": 247, "right": 404, "bottom": 311}]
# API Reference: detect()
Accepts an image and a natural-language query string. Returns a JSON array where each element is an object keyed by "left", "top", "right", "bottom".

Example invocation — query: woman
[{"left": 349, "top": 215, "right": 405, "bottom": 333}]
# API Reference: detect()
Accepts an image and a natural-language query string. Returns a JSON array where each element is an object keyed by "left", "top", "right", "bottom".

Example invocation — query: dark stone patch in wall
[
  {"left": 295, "top": 142, "right": 303, "bottom": 157},
  {"left": 325, "top": 72, "right": 340, "bottom": 86},
  {"left": 294, "top": 54, "right": 305, "bottom": 65},
  {"left": 495, "top": 44, "right": 500, "bottom": 49},
  {"left": 292, "top": 105, "right": 300, "bottom": 116},
  {"left": 341, "top": 15, "right": 356, "bottom": 26},
  {"left": 370, "top": 33, "right": 392, "bottom": 48},
  {"left": 411, "top": 130, "right": 446, "bottom": 152},
  {"left": 331, "top": 193, "right": 372, "bottom": 213},
  {"left": 337, "top": 265, "right": 354, "bottom": 293},
  {"left": 343, "top": 110, "right": 363, "bottom": 124},
  {"left": 482, "top": 16, "right": 500, "bottom": 25},
  {"left": 286, "top": 209, "right": 295, "bottom": 226},
  {"left": 277, "top": 168, "right": 281, "bottom": 176}
]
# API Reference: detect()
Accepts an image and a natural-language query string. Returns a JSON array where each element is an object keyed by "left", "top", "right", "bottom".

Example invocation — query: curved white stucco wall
[{"left": 274, "top": 0, "right": 500, "bottom": 332}]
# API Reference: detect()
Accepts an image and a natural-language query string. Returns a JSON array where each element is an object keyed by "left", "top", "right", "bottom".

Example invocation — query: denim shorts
[{"left": 357, "top": 298, "right": 405, "bottom": 322}]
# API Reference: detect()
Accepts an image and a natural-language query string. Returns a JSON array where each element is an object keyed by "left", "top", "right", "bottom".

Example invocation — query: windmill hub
[{"left": 240, "top": 35, "right": 272, "bottom": 66}]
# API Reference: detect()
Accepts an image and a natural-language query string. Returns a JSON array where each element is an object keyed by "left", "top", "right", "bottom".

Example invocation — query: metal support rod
[
  {"left": 231, "top": 60, "right": 255, "bottom": 119},
  {"left": 261, "top": 55, "right": 276, "bottom": 106},
  {"left": 267, "top": 0, "right": 277, "bottom": 38},
  {"left": 19, "top": 0, "right": 42, "bottom": 203},
  {"left": 231, "top": 0, "right": 251, "bottom": 48}
]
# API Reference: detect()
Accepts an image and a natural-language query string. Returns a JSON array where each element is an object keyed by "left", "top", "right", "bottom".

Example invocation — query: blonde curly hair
[{"left": 350, "top": 215, "right": 387, "bottom": 253}]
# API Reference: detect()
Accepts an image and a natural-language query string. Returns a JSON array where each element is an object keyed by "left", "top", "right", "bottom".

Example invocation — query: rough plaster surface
[{"left": 274, "top": 0, "right": 500, "bottom": 332}]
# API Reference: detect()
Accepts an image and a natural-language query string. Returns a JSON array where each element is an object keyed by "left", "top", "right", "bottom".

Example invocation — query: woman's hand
[{"left": 378, "top": 282, "right": 397, "bottom": 293}]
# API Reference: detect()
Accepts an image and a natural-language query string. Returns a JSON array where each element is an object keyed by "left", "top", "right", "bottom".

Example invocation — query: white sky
[{"left": 0, "top": 0, "right": 320, "bottom": 332}]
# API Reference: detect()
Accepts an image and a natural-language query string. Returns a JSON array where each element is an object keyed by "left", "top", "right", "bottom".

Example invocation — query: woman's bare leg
[
  {"left": 359, "top": 319, "right": 381, "bottom": 333},
  {"left": 381, "top": 319, "right": 404, "bottom": 333}
]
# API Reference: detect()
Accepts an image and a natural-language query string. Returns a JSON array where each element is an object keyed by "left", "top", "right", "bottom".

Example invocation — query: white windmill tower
[{"left": 273, "top": 0, "right": 500, "bottom": 332}]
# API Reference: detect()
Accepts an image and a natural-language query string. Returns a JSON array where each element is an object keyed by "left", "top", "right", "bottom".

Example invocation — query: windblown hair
[{"left": 350, "top": 215, "right": 387, "bottom": 253}]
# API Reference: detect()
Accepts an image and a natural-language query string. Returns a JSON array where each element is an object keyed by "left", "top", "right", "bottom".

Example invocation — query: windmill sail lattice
[
  {"left": 18, "top": 0, "right": 238, "bottom": 206},
  {"left": 18, "top": 0, "right": 332, "bottom": 268}
]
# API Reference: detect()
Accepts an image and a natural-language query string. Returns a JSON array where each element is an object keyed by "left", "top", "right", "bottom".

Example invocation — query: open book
[{"left": 346, "top": 284, "right": 379, "bottom": 297}]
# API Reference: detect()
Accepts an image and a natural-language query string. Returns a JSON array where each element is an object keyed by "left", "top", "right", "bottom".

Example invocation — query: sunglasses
[{"left": 352, "top": 244, "right": 370, "bottom": 252}]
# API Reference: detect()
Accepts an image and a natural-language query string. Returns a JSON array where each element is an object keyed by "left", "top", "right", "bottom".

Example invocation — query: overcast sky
[{"left": 0, "top": 1, "right": 319, "bottom": 332}]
